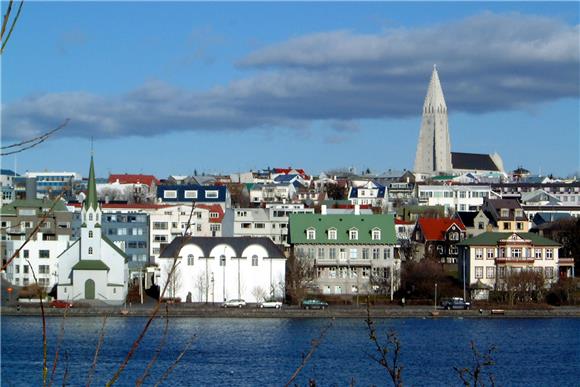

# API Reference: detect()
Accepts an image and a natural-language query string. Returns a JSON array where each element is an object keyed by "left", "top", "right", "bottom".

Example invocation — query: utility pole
[{"left": 139, "top": 268, "right": 143, "bottom": 304}]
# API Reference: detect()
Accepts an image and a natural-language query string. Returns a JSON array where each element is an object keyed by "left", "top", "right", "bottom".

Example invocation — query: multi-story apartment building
[
  {"left": 417, "top": 185, "right": 493, "bottom": 212},
  {"left": 24, "top": 171, "right": 81, "bottom": 200},
  {"left": 289, "top": 213, "right": 399, "bottom": 297},
  {"left": 149, "top": 204, "right": 225, "bottom": 262},
  {"left": 1, "top": 198, "right": 73, "bottom": 289},
  {"left": 458, "top": 232, "right": 564, "bottom": 299},
  {"left": 157, "top": 184, "right": 230, "bottom": 209},
  {"left": 223, "top": 204, "right": 314, "bottom": 253}
]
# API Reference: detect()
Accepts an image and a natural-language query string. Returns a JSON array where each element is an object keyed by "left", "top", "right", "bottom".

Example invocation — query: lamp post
[
  {"left": 434, "top": 282, "right": 438, "bottom": 310},
  {"left": 462, "top": 249, "right": 467, "bottom": 301},
  {"left": 211, "top": 272, "right": 214, "bottom": 304}
]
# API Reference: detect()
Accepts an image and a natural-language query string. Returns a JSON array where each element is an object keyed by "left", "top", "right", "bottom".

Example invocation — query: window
[
  {"left": 210, "top": 212, "right": 219, "bottom": 219},
  {"left": 449, "top": 232, "right": 459, "bottom": 241},
  {"left": 502, "top": 222, "right": 510, "bottom": 230},
  {"left": 88, "top": 213, "right": 93, "bottom": 221},
  {"left": 478, "top": 222, "right": 485, "bottom": 230},
  {"left": 383, "top": 248, "right": 390, "bottom": 259},
  {"left": 535, "top": 249, "right": 542, "bottom": 259},
  {"left": 153, "top": 222, "right": 168, "bottom": 230},
  {"left": 499, "top": 247, "right": 505, "bottom": 257},
  {"left": 372, "top": 228, "right": 381, "bottom": 240},
  {"left": 23, "top": 250, "right": 29, "bottom": 258},
  {"left": 153, "top": 235, "right": 167, "bottom": 242},
  {"left": 255, "top": 223, "right": 265, "bottom": 229},
  {"left": 500, "top": 209, "right": 509, "bottom": 218},
  {"left": 252, "top": 255, "right": 258, "bottom": 266},
  {"left": 362, "top": 268, "right": 369, "bottom": 278},
  {"left": 241, "top": 223, "right": 251, "bottom": 229},
  {"left": 184, "top": 190, "right": 198, "bottom": 199},
  {"left": 317, "top": 248, "right": 325, "bottom": 259},
  {"left": 88, "top": 231, "right": 93, "bottom": 238},
  {"left": 362, "top": 248, "right": 369, "bottom": 260},
  {"left": 205, "top": 190, "right": 219, "bottom": 199},
  {"left": 88, "top": 247, "right": 93, "bottom": 255},
  {"left": 328, "top": 228, "right": 337, "bottom": 240},
  {"left": 486, "top": 267, "right": 495, "bottom": 279},
  {"left": 39, "top": 265, "right": 50, "bottom": 274},
  {"left": 450, "top": 246, "right": 458, "bottom": 255},
  {"left": 15, "top": 265, "right": 20, "bottom": 274},
  {"left": 475, "top": 248, "right": 483, "bottom": 259},
  {"left": 163, "top": 190, "right": 177, "bottom": 199},
  {"left": 329, "top": 248, "right": 336, "bottom": 260},
  {"left": 219, "top": 255, "right": 226, "bottom": 266},
  {"left": 475, "top": 266, "right": 483, "bottom": 279},
  {"left": 187, "top": 254, "right": 194, "bottom": 266},
  {"left": 349, "top": 229, "right": 358, "bottom": 240},
  {"left": 515, "top": 209, "right": 523, "bottom": 218},
  {"left": 512, "top": 248, "right": 522, "bottom": 258},
  {"left": 307, "top": 248, "right": 315, "bottom": 258},
  {"left": 436, "top": 245, "right": 444, "bottom": 254},
  {"left": 210, "top": 224, "right": 221, "bottom": 232},
  {"left": 487, "top": 249, "right": 494, "bottom": 259},
  {"left": 349, "top": 248, "right": 357, "bottom": 259},
  {"left": 23, "top": 265, "right": 29, "bottom": 274},
  {"left": 546, "top": 249, "right": 553, "bottom": 259},
  {"left": 545, "top": 267, "right": 554, "bottom": 279},
  {"left": 306, "top": 228, "right": 316, "bottom": 240},
  {"left": 196, "top": 224, "right": 202, "bottom": 232},
  {"left": 516, "top": 222, "right": 523, "bottom": 230},
  {"left": 39, "top": 250, "right": 50, "bottom": 259}
]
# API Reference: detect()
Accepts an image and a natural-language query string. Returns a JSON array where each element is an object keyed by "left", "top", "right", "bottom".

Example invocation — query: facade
[
  {"left": 157, "top": 184, "right": 231, "bottom": 209},
  {"left": 1, "top": 198, "right": 74, "bottom": 289},
  {"left": 412, "top": 217, "right": 467, "bottom": 264},
  {"left": 482, "top": 198, "right": 531, "bottom": 232},
  {"left": 149, "top": 204, "right": 225, "bottom": 261},
  {"left": 289, "top": 214, "right": 399, "bottom": 297},
  {"left": 247, "top": 183, "right": 297, "bottom": 205},
  {"left": 417, "top": 185, "right": 492, "bottom": 212},
  {"left": 414, "top": 65, "right": 452, "bottom": 174},
  {"left": 24, "top": 171, "right": 81, "bottom": 200},
  {"left": 458, "top": 232, "right": 563, "bottom": 299},
  {"left": 347, "top": 181, "right": 388, "bottom": 209},
  {"left": 157, "top": 237, "right": 286, "bottom": 303},
  {"left": 224, "top": 204, "right": 314, "bottom": 253},
  {"left": 57, "top": 157, "right": 128, "bottom": 305}
]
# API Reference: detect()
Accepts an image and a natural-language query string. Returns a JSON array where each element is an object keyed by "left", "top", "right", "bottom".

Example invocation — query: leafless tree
[
  {"left": 453, "top": 341, "right": 496, "bottom": 387},
  {"left": 251, "top": 286, "right": 268, "bottom": 303},
  {"left": 285, "top": 250, "right": 316, "bottom": 304}
]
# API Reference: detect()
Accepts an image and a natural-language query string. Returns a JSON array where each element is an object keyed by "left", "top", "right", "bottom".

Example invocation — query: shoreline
[{"left": 2, "top": 305, "right": 580, "bottom": 318}]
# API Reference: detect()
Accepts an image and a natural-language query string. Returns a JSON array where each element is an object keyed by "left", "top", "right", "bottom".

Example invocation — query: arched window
[
  {"left": 220, "top": 255, "right": 226, "bottom": 266},
  {"left": 306, "top": 227, "right": 316, "bottom": 240},
  {"left": 349, "top": 228, "right": 358, "bottom": 240},
  {"left": 88, "top": 231, "right": 93, "bottom": 238},
  {"left": 252, "top": 254, "right": 258, "bottom": 266},
  {"left": 187, "top": 254, "right": 194, "bottom": 266},
  {"left": 88, "top": 247, "right": 93, "bottom": 255},
  {"left": 88, "top": 213, "right": 93, "bottom": 221},
  {"left": 371, "top": 228, "right": 381, "bottom": 240},
  {"left": 328, "top": 228, "right": 337, "bottom": 240}
]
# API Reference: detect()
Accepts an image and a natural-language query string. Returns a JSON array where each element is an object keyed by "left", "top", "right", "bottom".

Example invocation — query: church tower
[
  {"left": 80, "top": 156, "right": 102, "bottom": 260},
  {"left": 414, "top": 65, "right": 452, "bottom": 174}
]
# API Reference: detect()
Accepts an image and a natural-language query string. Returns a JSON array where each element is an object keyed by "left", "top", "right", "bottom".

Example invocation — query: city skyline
[{"left": 2, "top": 2, "right": 579, "bottom": 178}]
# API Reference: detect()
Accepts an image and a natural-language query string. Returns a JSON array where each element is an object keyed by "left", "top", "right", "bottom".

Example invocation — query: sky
[{"left": 1, "top": 1, "right": 579, "bottom": 179}]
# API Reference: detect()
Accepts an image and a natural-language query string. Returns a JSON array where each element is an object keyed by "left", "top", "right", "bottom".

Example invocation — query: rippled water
[{"left": 2, "top": 316, "right": 579, "bottom": 386}]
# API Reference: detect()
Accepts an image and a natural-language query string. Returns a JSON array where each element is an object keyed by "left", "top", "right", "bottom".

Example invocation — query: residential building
[
  {"left": 348, "top": 181, "right": 388, "bottom": 209},
  {"left": 289, "top": 213, "right": 399, "bottom": 297},
  {"left": 417, "top": 185, "right": 492, "bottom": 213},
  {"left": 458, "top": 232, "right": 564, "bottom": 299},
  {"left": 157, "top": 184, "right": 230, "bottom": 209},
  {"left": 57, "top": 157, "right": 128, "bottom": 305},
  {"left": 149, "top": 204, "right": 225, "bottom": 261},
  {"left": 412, "top": 217, "right": 467, "bottom": 264},
  {"left": 1, "top": 169, "right": 18, "bottom": 205},
  {"left": 24, "top": 171, "right": 81, "bottom": 200},
  {"left": 157, "top": 237, "right": 286, "bottom": 303},
  {"left": 1, "top": 198, "right": 73, "bottom": 289},
  {"left": 247, "top": 183, "right": 296, "bottom": 205},
  {"left": 482, "top": 198, "right": 531, "bottom": 232},
  {"left": 454, "top": 210, "right": 492, "bottom": 238}
]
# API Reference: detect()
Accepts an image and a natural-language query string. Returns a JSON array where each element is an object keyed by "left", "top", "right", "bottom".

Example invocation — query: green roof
[
  {"left": 458, "top": 232, "right": 560, "bottom": 247},
  {"left": 72, "top": 260, "right": 109, "bottom": 271},
  {"left": 289, "top": 213, "right": 397, "bottom": 244},
  {"left": 84, "top": 156, "right": 99, "bottom": 211},
  {"left": 0, "top": 198, "right": 69, "bottom": 216}
]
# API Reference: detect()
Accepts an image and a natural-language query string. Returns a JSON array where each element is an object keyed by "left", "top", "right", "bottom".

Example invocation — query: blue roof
[
  {"left": 349, "top": 184, "right": 387, "bottom": 199},
  {"left": 0, "top": 169, "right": 18, "bottom": 176},
  {"left": 157, "top": 185, "right": 228, "bottom": 203},
  {"left": 274, "top": 174, "right": 298, "bottom": 183}
]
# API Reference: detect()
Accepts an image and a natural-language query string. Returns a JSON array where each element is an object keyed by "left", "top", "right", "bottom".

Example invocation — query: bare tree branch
[
  {"left": 0, "top": 0, "right": 23, "bottom": 54},
  {"left": 153, "top": 334, "right": 197, "bottom": 387},
  {"left": 1, "top": 118, "right": 69, "bottom": 156},
  {"left": 135, "top": 304, "right": 170, "bottom": 387},
  {"left": 47, "top": 304, "right": 69, "bottom": 387},
  {"left": 25, "top": 259, "right": 48, "bottom": 386},
  {"left": 86, "top": 315, "right": 109, "bottom": 387}
]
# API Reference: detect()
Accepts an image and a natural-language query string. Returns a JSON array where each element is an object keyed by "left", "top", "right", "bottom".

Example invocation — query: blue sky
[{"left": 2, "top": 2, "right": 579, "bottom": 178}]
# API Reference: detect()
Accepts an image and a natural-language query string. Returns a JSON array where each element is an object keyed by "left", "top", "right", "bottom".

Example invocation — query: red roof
[
  {"left": 196, "top": 204, "right": 224, "bottom": 223},
  {"left": 395, "top": 219, "right": 415, "bottom": 225},
  {"left": 273, "top": 168, "right": 306, "bottom": 175},
  {"left": 417, "top": 217, "right": 466, "bottom": 241},
  {"left": 108, "top": 174, "right": 158, "bottom": 187}
]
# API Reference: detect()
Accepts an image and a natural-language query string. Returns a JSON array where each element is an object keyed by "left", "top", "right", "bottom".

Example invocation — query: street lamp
[{"left": 434, "top": 282, "right": 438, "bottom": 310}]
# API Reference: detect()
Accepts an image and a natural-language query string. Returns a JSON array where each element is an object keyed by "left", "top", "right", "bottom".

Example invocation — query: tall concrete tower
[{"left": 414, "top": 65, "right": 452, "bottom": 174}]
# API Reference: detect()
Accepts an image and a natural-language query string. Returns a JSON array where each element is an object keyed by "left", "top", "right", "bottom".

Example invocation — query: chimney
[
  {"left": 321, "top": 204, "right": 327, "bottom": 215},
  {"left": 354, "top": 204, "right": 360, "bottom": 215}
]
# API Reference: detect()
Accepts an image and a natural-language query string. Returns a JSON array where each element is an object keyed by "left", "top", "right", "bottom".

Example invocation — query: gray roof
[
  {"left": 159, "top": 236, "right": 285, "bottom": 258},
  {"left": 451, "top": 152, "right": 499, "bottom": 171}
]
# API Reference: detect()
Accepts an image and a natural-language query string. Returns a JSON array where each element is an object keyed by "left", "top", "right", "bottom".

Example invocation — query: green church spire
[{"left": 84, "top": 156, "right": 99, "bottom": 210}]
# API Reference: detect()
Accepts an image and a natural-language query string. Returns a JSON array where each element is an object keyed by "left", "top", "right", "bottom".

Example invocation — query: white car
[
  {"left": 222, "top": 299, "right": 246, "bottom": 308},
  {"left": 258, "top": 300, "right": 283, "bottom": 309}
]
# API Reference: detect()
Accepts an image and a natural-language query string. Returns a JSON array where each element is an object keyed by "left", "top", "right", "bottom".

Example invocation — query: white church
[
  {"left": 57, "top": 157, "right": 128, "bottom": 305},
  {"left": 414, "top": 65, "right": 505, "bottom": 179}
]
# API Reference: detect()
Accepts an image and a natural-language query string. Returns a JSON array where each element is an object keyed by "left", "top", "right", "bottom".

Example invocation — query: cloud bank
[{"left": 3, "top": 12, "right": 578, "bottom": 141}]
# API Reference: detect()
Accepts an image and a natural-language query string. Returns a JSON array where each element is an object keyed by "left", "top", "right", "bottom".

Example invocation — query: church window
[
  {"left": 88, "top": 247, "right": 93, "bottom": 255},
  {"left": 89, "top": 231, "right": 93, "bottom": 238},
  {"left": 89, "top": 213, "right": 93, "bottom": 221}
]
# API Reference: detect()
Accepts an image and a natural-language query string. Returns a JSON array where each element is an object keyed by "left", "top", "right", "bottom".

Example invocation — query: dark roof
[
  {"left": 451, "top": 152, "right": 499, "bottom": 171},
  {"left": 157, "top": 185, "right": 228, "bottom": 203},
  {"left": 159, "top": 237, "right": 285, "bottom": 259},
  {"left": 455, "top": 211, "right": 478, "bottom": 228},
  {"left": 458, "top": 232, "right": 560, "bottom": 247}
]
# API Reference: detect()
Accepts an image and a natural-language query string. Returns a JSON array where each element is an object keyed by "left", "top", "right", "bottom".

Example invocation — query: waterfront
[{"left": 1, "top": 316, "right": 579, "bottom": 386}]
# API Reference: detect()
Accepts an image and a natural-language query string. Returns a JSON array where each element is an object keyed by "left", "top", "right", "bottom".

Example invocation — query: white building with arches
[
  {"left": 157, "top": 237, "right": 286, "bottom": 303},
  {"left": 57, "top": 157, "right": 129, "bottom": 305}
]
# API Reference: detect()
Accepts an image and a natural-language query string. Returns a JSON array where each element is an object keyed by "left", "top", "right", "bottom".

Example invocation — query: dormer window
[
  {"left": 328, "top": 228, "right": 337, "bottom": 240},
  {"left": 515, "top": 209, "right": 523, "bottom": 218},
  {"left": 500, "top": 209, "right": 509, "bottom": 218},
  {"left": 349, "top": 228, "right": 358, "bottom": 240},
  {"left": 372, "top": 228, "right": 381, "bottom": 240},
  {"left": 306, "top": 227, "right": 316, "bottom": 240}
]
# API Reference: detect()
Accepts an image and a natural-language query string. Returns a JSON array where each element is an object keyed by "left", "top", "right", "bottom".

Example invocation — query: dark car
[
  {"left": 441, "top": 297, "right": 470, "bottom": 310},
  {"left": 301, "top": 299, "right": 328, "bottom": 310},
  {"left": 49, "top": 300, "right": 73, "bottom": 309}
]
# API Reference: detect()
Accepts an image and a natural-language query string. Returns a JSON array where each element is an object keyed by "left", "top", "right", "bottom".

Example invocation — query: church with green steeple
[{"left": 57, "top": 156, "right": 129, "bottom": 305}]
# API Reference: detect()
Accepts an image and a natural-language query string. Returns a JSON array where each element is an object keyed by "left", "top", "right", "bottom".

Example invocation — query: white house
[
  {"left": 57, "top": 157, "right": 128, "bottom": 305},
  {"left": 157, "top": 237, "right": 286, "bottom": 303},
  {"left": 417, "top": 185, "right": 493, "bottom": 212}
]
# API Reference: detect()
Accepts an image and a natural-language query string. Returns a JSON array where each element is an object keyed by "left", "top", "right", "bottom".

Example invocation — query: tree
[
  {"left": 251, "top": 286, "right": 268, "bottom": 303},
  {"left": 501, "top": 269, "right": 546, "bottom": 305},
  {"left": 325, "top": 183, "right": 346, "bottom": 200},
  {"left": 285, "top": 251, "right": 316, "bottom": 304},
  {"left": 164, "top": 261, "right": 182, "bottom": 299}
]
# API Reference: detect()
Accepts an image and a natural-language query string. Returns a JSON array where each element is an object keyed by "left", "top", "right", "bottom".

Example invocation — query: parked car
[
  {"left": 222, "top": 299, "right": 246, "bottom": 308},
  {"left": 441, "top": 297, "right": 470, "bottom": 310},
  {"left": 301, "top": 299, "right": 328, "bottom": 310},
  {"left": 258, "top": 300, "right": 283, "bottom": 309},
  {"left": 49, "top": 300, "right": 73, "bottom": 309}
]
